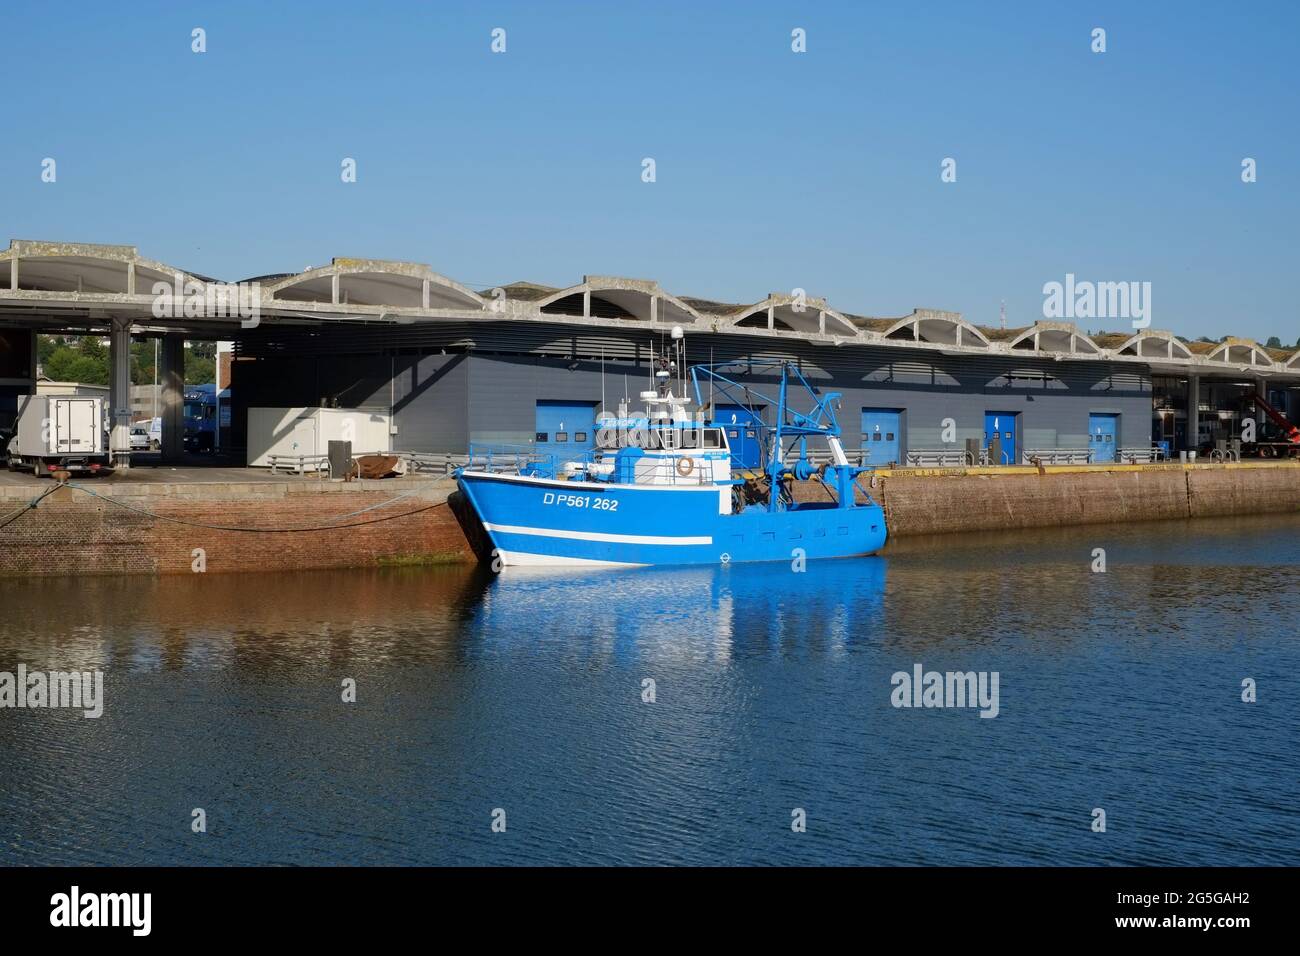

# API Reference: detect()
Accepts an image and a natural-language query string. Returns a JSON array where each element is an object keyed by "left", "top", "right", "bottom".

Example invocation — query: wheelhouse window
[{"left": 676, "top": 427, "right": 704, "bottom": 449}]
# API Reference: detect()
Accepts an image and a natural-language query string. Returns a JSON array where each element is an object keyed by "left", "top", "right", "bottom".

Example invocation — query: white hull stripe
[
  {"left": 496, "top": 550, "right": 645, "bottom": 569},
  {"left": 482, "top": 522, "right": 712, "bottom": 546}
]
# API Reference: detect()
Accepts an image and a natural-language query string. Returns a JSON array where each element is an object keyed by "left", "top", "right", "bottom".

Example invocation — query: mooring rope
[
  {"left": 0, "top": 484, "right": 63, "bottom": 530},
  {"left": 9, "top": 479, "right": 456, "bottom": 534}
]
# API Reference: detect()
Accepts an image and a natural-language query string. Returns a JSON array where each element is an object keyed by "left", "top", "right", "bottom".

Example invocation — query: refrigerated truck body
[{"left": 6, "top": 395, "right": 111, "bottom": 476}]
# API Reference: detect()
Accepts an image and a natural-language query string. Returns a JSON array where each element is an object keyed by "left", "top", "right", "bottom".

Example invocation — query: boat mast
[{"left": 768, "top": 365, "right": 789, "bottom": 512}]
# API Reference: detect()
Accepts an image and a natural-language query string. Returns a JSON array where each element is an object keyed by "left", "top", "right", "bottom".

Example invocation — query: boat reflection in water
[{"left": 469, "top": 556, "right": 887, "bottom": 663}]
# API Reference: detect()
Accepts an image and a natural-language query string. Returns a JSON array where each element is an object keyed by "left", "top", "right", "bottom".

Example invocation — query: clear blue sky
[{"left": 2, "top": 1, "right": 1297, "bottom": 343}]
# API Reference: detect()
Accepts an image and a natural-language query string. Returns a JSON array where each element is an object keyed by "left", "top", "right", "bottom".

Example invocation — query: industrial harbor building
[{"left": 2, "top": 240, "right": 1298, "bottom": 471}]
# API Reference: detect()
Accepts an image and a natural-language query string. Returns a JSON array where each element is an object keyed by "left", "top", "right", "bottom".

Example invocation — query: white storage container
[{"left": 246, "top": 407, "right": 392, "bottom": 468}]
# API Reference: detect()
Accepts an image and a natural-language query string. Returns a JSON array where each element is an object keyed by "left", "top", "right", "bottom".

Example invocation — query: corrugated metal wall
[
  {"left": 232, "top": 322, "right": 1153, "bottom": 454},
  {"left": 391, "top": 353, "right": 470, "bottom": 452}
]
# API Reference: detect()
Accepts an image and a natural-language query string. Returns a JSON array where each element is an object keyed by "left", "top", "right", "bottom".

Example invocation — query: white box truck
[
  {"left": 6, "top": 395, "right": 112, "bottom": 477},
  {"left": 246, "top": 407, "right": 392, "bottom": 469}
]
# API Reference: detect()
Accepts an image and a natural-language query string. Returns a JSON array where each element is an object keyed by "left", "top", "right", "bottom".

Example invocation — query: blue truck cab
[{"left": 183, "top": 383, "right": 231, "bottom": 452}]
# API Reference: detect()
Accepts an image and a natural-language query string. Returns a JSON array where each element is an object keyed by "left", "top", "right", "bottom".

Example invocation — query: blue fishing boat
[{"left": 455, "top": 334, "right": 887, "bottom": 567}]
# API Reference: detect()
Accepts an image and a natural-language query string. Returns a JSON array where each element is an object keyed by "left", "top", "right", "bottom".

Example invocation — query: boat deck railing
[
  {"left": 627, "top": 457, "right": 727, "bottom": 487},
  {"left": 466, "top": 443, "right": 555, "bottom": 475},
  {"left": 465, "top": 443, "right": 733, "bottom": 486}
]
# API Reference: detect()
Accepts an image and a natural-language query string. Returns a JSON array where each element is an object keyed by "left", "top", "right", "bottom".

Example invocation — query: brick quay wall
[{"left": 2, "top": 463, "right": 1296, "bottom": 576}]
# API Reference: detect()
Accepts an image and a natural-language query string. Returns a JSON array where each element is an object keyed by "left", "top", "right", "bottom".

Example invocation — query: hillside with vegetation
[{"left": 37, "top": 335, "right": 215, "bottom": 386}]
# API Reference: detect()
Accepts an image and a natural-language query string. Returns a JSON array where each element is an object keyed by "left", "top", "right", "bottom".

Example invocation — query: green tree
[
  {"left": 38, "top": 333, "right": 214, "bottom": 385},
  {"left": 1265, "top": 336, "right": 1282, "bottom": 349},
  {"left": 77, "top": 336, "right": 108, "bottom": 362},
  {"left": 131, "top": 340, "right": 158, "bottom": 386},
  {"left": 37, "top": 334, "right": 67, "bottom": 365},
  {"left": 43, "top": 347, "right": 108, "bottom": 385},
  {"left": 185, "top": 351, "right": 215, "bottom": 385}
]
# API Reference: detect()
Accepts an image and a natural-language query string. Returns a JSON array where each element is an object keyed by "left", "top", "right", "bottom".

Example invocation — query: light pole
[{"left": 214, "top": 341, "right": 221, "bottom": 453}]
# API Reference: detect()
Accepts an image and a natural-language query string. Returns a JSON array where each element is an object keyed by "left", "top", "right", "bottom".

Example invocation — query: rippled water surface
[{"left": 2, "top": 514, "right": 1298, "bottom": 865}]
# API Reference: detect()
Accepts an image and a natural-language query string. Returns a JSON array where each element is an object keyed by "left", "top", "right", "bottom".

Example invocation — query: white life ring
[{"left": 675, "top": 456, "right": 696, "bottom": 477}]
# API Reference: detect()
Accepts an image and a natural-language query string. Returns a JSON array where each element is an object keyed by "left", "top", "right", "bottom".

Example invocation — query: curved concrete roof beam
[
  {"left": 655, "top": 294, "right": 702, "bottom": 326},
  {"left": 882, "top": 310, "right": 989, "bottom": 348},
  {"left": 1007, "top": 322, "right": 1100, "bottom": 355},
  {"left": 536, "top": 285, "right": 645, "bottom": 320},
  {"left": 1115, "top": 330, "right": 1194, "bottom": 360},
  {"left": 263, "top": 259, "right": 486, "bottom": 310},
  {"left": 727, "top": 294, "right": 858, "bottom": 337},
  {"left": 1206, "top": 337, "right": 1273, "bottom": 368},
  {"left": 12, "top": 255, "right": 133, "bottom": 294},
  {"left": 0, "top": 240, "right": 202, "bottom": 295},
  {"left": 536, "top": 278, "right": 705, "bottom": 324},
  {"left": 591, "top": 288, "right": 658, "bottom": 321}
]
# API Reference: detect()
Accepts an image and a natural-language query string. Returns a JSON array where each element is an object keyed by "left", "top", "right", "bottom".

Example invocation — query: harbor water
[{"left": 2, "top": 513, "right": 1297, "bottom": 866}]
